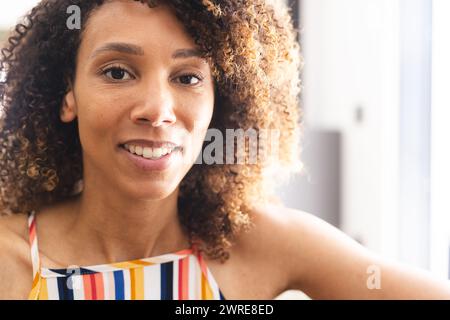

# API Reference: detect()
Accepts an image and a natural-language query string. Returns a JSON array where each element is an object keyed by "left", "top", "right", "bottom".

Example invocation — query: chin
[{"left": 125, "top": 181, "right": 179, "bottom": 201}]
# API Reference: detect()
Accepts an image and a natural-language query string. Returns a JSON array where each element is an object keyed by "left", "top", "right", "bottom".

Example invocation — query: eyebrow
[
  {"left": 90, "top": 43, "right": 144, "bottom": 58},
  {"left": 172, "top": 48, "right": 204, "bottom": 60},
  {"left": 90, "top": 42, "right": 204, "bottom": 60}
]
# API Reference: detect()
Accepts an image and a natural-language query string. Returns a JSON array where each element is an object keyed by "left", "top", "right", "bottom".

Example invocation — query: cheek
[
  {"left": 179, "top": 93, "right": 214, "bottom": 131},
  {"left": 183, "top": 102, "right": 213, "bottom": 146},
  {"left": 76, "top": 91, "right": 126, "bottom": 149},
  {"left": 178, "top": 99, "right": 214, "bottom": 162}
]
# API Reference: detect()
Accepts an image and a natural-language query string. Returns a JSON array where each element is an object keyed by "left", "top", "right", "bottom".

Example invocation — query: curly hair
[{"left": 0, "top": 0, "right": 303, "bottom": 262}]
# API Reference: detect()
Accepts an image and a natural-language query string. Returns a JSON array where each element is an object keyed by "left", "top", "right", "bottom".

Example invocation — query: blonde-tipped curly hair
[{"left": 0, "top": 0, "right": 303, "bottom": 262}]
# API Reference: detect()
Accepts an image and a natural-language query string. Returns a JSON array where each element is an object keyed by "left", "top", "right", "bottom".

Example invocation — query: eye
[
  {"left": 101, "top": 65, "right": 134, "bottom": 81},
  {"left": 175, "top": 73, "right": 203, "bottom": 86}
]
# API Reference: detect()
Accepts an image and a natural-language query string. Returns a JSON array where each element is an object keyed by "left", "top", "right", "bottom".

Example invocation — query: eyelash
[
  {"left": 101, "top": 65, "right": 134, "bottom": 81},
  {"left": 100, "top": 65, "right": 204, "bottom": 86}
]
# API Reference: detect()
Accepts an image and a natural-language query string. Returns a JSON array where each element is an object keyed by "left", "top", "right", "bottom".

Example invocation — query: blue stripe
[
  {"left": 113, "top": 270, "right": 125, "bottom": 300},
  {"left": 57, "top": 277, "right": 74, "bottom": 300},
  {"left": 160, "top": 262, "right": 173, "bottom": 300},
  {"left": 49, "top": 267, "right": 99, "bottom": 276}
]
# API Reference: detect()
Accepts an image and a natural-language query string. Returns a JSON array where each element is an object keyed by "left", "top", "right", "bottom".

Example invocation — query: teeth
[
  {"left": 153, "top": 148, "right": 162, "bottom": 158},
  {"left": 142, "top": 147, "right": 153, "bottom": 158},
  {"left": 123, "top": 144, "right": 176, "bottom": 159}
]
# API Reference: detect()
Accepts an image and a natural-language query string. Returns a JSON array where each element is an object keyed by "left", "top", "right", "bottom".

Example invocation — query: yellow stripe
[
  {"left": 39, "top": 277, "right": 48, "bottom": 300},
  {"left": 111, "top": 260, "right": 154, "bottom": 269},
  {"left": 201, "top": 272, "right": 214, "bottom": 300},
  {"left": 130, "top": 268, "right": 144, "bottom": 300},
  {"left": 129, "top": 260, "right": 155, "bottom": 267},
  {"left": 28, "top": 273, "right": 40, "bottom": 300}
]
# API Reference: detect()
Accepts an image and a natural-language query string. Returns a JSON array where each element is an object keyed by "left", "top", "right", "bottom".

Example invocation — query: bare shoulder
[
  {"left": 0, "top": 213, "right": 34, "bottom": 299},
  {"left": 246, "top": 203, "right": 450, "bottom": 299},
  {"left": 215, "top": 202, "right": 302, "bottom": 298},
  {"left": 239, "top": 203, "right": 312, "bottom": 290}
]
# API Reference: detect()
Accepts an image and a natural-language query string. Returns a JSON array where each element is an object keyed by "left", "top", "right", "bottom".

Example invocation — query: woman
[{"left": 0, "top": 0, "right": 449, "bottom": 300}]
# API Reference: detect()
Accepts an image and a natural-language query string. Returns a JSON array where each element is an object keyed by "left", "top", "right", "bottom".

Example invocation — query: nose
[{"left": 130, "top": 79, "right": 177, "bottom": 127}]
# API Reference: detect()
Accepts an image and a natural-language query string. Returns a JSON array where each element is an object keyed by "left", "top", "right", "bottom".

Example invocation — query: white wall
[
  {"left": 300, "top": 0, "right": 401, "bottom": 259},
  {"left": 430, "top": 0, "right": 450, "bottom": 279},
  {"left": 0, "top": 1, "right": 40, "bottom": 29}
]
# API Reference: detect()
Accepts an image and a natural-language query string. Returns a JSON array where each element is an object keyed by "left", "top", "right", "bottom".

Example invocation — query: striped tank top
[{"left": 27, "top": 211, "right": 226, "bottom": 300}]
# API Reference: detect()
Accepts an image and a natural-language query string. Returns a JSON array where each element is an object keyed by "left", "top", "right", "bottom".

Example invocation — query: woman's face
[{"left": 61, "top": 0, "right": 215, "bottom": 200}]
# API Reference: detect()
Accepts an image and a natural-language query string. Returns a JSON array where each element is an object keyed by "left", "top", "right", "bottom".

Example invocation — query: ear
[{"left": 60, "top": 83, "right": 78, "bottom": 123}]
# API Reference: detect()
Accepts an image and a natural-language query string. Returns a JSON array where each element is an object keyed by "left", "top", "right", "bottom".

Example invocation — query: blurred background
[{"left": 1, "top": 0, "right": 450, "bottom": 299}]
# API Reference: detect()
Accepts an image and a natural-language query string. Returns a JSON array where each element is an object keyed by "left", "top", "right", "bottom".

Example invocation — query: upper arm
[{"left": 274, "top": 206, "right": 450, "bottom": 299}]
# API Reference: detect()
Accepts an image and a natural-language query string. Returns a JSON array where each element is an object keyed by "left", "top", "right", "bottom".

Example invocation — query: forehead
[{"left": 79, "top": 1, "right": 199, "bottom": 58}]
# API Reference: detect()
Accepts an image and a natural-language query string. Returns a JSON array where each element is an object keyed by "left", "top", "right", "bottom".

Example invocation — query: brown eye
[
  {"left": 176, "top": 74, "right": 203, "bottom": 86},
  {"left": 103, "top": 66, "right": 134, "bottom": 81}
]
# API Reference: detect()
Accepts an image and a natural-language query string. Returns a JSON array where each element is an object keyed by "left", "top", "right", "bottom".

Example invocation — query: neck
[{"left": 66, "top": 181, "right": 190, "bottom": 264}]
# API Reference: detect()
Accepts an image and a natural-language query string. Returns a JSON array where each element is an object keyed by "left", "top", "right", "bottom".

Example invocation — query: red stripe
[
  {"left": 182, "top": 257, "right": 189, "bottom": 299},
  {"left": 83, "top": 275, "right": 92, "bottom": 300},
  {"left": 90, "top": 274, "right": 97, "bottom": 300},
  {"left": 178, "top": 258, "right": 183, "bottom": 300},
  {"left": 94, "top": 273, "right": 105, "bottom": 300},
  {"left": 29, "top": 216, "right": 36, "bottom": 232},
  {"left": 29, "top": 217, "right": 36, "bottom": 244}
]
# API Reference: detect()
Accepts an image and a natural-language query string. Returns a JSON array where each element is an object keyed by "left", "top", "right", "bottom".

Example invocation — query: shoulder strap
[
  {"left": 191, "top": 242, "right": 209, "bottom": 277},
  {"left": 27, "top": 210, "right": 41, "bottom": 279}
]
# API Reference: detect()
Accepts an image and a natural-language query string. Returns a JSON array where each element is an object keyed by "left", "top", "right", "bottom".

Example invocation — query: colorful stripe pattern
[{"left": 27, "top": 211, "right": 226, "bottom": 300}]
